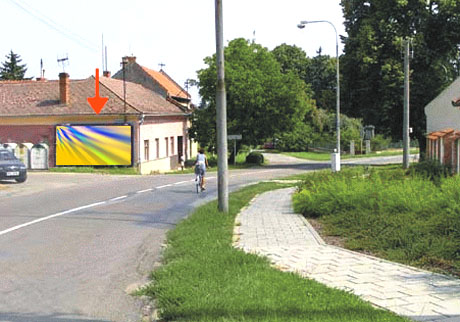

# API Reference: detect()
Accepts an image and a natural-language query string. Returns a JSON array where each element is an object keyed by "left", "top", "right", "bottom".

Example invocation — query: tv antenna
[
  {"left": 40, "top": 58, "right": 45, "bottom": 79},
  {"left": 57, "top": 54, "right": 69, "bottom": 72}
]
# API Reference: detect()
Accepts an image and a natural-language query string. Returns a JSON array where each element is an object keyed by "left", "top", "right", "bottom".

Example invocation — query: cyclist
[{"left": 194, "top": 148, "right": 209, "bottom": 190}]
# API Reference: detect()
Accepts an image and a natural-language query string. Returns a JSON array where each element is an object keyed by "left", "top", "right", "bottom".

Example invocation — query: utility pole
[
  {"left": 215, "top": 0, "right": 228, "bottom": 212},
  {"left": 403, "top": 38, "right": 410, "bottom": 169}
]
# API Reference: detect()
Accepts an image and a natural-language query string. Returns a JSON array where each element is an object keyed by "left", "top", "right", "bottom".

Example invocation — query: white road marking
[
  {"left": 156, "top": 184, "right": 172, "bottom": 189},
  {"left": 0, "top": 201, "right": 107, "bottom": 237},
  {"left": 173, "top": 181, "right": 189, "bottom": 185},
  {"left": 229, "top": 170, "right": 276, "bottom": 178},
  {"left": 136, "top": 188, "right": 153, "bottom": 194},
  {"left": 109, "top": 195, "right": 127, "bottom": 202}
]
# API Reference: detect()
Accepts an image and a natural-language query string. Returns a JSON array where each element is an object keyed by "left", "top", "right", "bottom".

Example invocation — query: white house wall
[
  {"left": 425, "top": 77, "right": 460, "bottom": 133},
  {"left": 139, "top": 117, "right": 187, "bottom": 174}
]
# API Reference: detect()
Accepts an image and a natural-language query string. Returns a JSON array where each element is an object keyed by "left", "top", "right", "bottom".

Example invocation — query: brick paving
[{"left": 233, "top": 188, "right": 460, "bottom": 322}]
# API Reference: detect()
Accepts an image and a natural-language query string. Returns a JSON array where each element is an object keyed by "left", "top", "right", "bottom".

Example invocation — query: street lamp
[{"left": 298, "top": 20, "right": 341, "bottom": 171}]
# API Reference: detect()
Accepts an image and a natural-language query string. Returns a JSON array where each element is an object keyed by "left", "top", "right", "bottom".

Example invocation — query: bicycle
[
  {"left": 195, "top": 173, "right": 203, "bottom": 193},
  {"left": 194, "top": 166, "right": 204, "bottom": 193}
]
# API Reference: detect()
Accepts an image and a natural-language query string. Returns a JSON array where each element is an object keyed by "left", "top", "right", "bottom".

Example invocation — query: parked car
[
  {"left": 0, "top": 149, "right": 27, "bottom": 183},
  {"left": 263, "top": 141, "right": 274, "bottom": 149}
]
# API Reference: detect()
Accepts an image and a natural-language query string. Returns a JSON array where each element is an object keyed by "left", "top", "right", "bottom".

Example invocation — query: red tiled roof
[
  {"left": 140, "top": 67, "right": 190, "bottom": 100},
  {"left": 427, "top": 129, "right": 455, "bottom": 139},
  {"left": 0, "top": 77, "right": 186, "bottom": 117},
  {"left": 99, "top": 76, "right": 186, "bottom": 115}
]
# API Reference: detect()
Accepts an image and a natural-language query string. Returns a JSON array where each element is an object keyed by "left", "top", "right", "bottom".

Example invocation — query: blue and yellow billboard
[{"left": 56, "top": 125, "right": 132, "bottom": 166}]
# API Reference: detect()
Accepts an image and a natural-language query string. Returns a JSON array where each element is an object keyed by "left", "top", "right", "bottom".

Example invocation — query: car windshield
[{"left": 0, "top": 150, "right": 16, "bottom": 161}]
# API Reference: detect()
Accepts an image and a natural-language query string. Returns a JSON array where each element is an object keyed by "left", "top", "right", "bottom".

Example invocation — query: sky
[{"left": 1, "top": 0, "right": 346, "bottom": 103}]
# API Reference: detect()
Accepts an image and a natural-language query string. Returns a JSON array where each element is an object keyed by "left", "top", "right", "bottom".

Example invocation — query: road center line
[
  {"left": 0, "top": 201, "right": 107, "bottom": 237},
  {"left": 109, "top": 195, "right": 127, "bottom": 201},
  {"left": 173, "top": 181, "right": 188, "bottom": 185},
  {"left": 136, "top": 188, "right": 153, "bottom": 193},
  {"left": 156, "top": 184, "right": 172, "bottom": 189}
]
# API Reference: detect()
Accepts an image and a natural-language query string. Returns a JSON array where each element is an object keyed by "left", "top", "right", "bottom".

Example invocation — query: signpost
[{"left": 227, "top": 134, "right": 242, "bottom": 165}]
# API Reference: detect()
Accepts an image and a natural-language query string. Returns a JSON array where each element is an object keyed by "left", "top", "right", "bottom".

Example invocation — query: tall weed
[{"left": 294, "top": 167, "right": 460, "bottom": 276}]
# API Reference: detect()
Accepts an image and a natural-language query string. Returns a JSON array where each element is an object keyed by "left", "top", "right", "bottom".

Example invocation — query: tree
[
  {"left": 190, "top": 38, "right": 315, "bottom": 152},
  {"left": 340, "top": 0, "right": 460, "bottom": 155},
  {"left": 271, "top": 43, "right": 310, "bottom": 81},
  {"left": 0, "top": 50, "right": 27, "bottom": 80},
  {"left": 305, "top": 48, "right": 337, "bottom": 112},
  {"left": 272, "top": 45, "right": 337, "bottom": 112}
]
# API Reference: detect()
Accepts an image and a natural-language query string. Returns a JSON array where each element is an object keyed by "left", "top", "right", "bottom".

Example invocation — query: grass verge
[
  {"left": 48, "top": 166, "right": 139, "bottom": 175},
  {"left": 293, "top": 166, "right": 460, "bottom": 277},
  {"left": 140, "top": 182, "right": 408, "bottom": 321},
  {"left": 283, "top": 148, "right": 419, "bottom": 161}
]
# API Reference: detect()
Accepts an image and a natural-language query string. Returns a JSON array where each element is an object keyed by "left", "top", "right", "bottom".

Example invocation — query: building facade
[{"left": 0, "top": 71, "right": 195, "bottom": 174}]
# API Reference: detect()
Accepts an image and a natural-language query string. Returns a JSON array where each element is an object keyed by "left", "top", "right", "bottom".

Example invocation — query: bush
[
  {"left": 409, "top": 159, "right": 451, "bottom": 183},
  {"left": 207, "top": 155, "right": 218, "bottom": 167},
  {"left": 184, "top": 159, "right": 196, "bottom": 168},
  {"left": 245, "top": 151, "right": 264, "bottom": 164},
  {"left": 371, "top": 134, "right": 391, "bottom": 151}
]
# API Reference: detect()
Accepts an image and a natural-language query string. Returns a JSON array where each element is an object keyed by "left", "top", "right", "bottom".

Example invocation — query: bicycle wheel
[{"left": 196, "top": 175, "right": 200, "bottom": 193}]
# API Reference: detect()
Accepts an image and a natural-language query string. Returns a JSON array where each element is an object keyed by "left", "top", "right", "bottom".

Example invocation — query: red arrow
[{"left": 87, "top": 68, "right": 108, "bottom": 114}]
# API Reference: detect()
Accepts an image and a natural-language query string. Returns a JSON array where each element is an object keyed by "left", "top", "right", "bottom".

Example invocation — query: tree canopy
[
  {"left": 340, "top": 0, "right": 460, "bottom": 152},
  {"left": 190, "top": 38, "right": 315, "bottom": 152},
  {"left": 0, "top": 50, "right": 27, "bottom": 80}
]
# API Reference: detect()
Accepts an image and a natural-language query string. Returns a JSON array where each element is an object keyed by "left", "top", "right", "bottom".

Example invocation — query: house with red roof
[
  {"left": 112, "top": 56, "right": 192, "bottom": 110},
  {"left": 0, "top": 70, "right": 195, "bottom": 174},
  {"left": 425, "top": 77, "right": 460, "bottom": 173}
]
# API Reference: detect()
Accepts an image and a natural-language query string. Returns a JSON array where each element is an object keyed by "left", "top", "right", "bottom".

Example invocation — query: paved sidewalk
[{"left": 233, "top": 188, "right": 460, "bottom": 322}]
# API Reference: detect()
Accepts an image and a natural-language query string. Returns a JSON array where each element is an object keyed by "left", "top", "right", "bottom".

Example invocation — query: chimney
[
  {"left": 103, "top": 71, "right": 111, "bottom": 78},
  {"left": 122, "top": 56, "right": 136, "bottom": 64},
  {"left": 59, "top": 72, "right": 70, "bottom": 105}
]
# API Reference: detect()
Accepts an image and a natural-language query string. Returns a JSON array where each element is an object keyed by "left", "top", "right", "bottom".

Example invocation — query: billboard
[{"left": 56, "top": 125, "right": 132, "bottom": 166}]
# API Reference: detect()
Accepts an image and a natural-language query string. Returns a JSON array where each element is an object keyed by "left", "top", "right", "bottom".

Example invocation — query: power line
[{"left": 8, "top": 0, "right": 98, "bottom": 53}]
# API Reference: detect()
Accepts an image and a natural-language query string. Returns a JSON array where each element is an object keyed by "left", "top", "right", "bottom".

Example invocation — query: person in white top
[{"left": 194, "top": 148, "right": 209, "bottom": 190}]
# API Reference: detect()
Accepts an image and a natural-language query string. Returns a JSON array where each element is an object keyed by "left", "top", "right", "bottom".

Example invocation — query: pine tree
[{"left": 0, "top": 50, "right": 27, "bottom": 80}]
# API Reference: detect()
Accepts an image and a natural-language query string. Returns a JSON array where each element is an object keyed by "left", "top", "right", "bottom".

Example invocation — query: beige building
[
  {"left": 424, "top": 77, "right": 460, "bottom": 173},
  {"left": 0, "top": 69, "right": 196, "bottom": 174}
]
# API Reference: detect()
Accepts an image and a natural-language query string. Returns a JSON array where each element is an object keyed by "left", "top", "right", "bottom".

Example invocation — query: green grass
[
  {"left": 49, "top": 166, "right": 139, "bottom": 175},
  {"left": 283, "top": 148, "right": 419, "bottom": 161},
  {"left": 140, "top": 182, "right": 408, "bottom": 321},
  {"left": 293, "top": 166, "right": 460, "bottom": 277}
]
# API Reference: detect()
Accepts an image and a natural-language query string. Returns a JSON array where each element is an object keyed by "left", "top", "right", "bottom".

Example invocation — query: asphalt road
[{"left": 0, "top": 154, "right": 409, "bottom": 322}]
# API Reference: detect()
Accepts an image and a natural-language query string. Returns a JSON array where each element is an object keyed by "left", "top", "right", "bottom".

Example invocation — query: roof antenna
[
  {"left": 57, "top": 54, "right": 69, "bottom": 73},
  {"left": 105, "top": 46, "right": 108, "bottom": 72},
  {"left": 40, "top": 59, "right": 44, "bottom": 78},
  {"left": 101, "top": 33, "right": 105, "bottom": 71},
  {"left": 159, "top": 62, "right": 165, "bottom": 71}
]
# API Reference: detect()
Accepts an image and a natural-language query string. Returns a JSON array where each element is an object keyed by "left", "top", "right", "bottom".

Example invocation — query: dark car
[{"left": 0, "top": 149, "right": 27, "bottom": 183}]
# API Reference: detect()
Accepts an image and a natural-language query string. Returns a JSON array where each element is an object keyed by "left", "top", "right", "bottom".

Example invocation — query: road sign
[{"left": 227, "top": 134, "right": 242, "bottom": 140}]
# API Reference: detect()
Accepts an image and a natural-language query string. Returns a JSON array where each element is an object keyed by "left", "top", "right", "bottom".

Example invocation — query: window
[
  {"left": 155, "top": 138, "right": 159, "bottom": 159},
  {"left": 144, "top": 140, "right": 149, "bottom": 161},
  {"left": 165, "top": 137, "right": 169, "bottom": 157},
  {"left": 170, "top": 136, "right": 174, "bottom": 156}
]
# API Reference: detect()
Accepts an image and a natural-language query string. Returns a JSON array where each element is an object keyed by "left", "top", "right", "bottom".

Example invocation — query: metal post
[
  {"left": 298, "top": 20, "right": 340, "bottom": 171},
  {"left": 403, "top": 39, "right": 410, "bottom": 169},
  {"left": 335, "top": 33, "right": 340, "bottom": 157},
  {"left": 215, "top": 0, "right": 228, "bottom": 212},
  {"left": 233, "top": 140, "right": 236, "bottom": 165}
]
